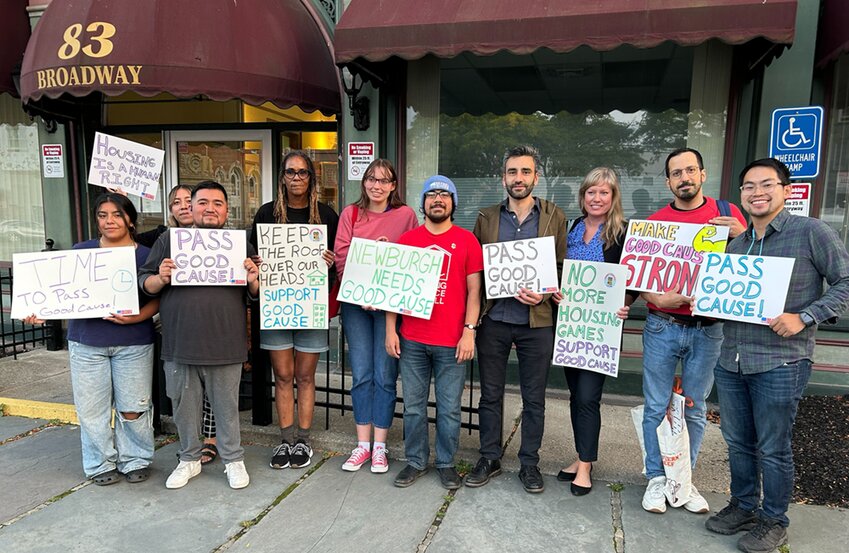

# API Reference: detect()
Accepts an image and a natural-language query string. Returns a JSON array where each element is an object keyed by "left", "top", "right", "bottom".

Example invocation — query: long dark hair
[
  {"left": 93, "top": 193, "right": 139, "bottom": 240},
  {"left": 274, "top": 150, "right": 321, "bottom": 224},
  {"left": 352, "top": 158, "right": 405, "bottom": 222}
]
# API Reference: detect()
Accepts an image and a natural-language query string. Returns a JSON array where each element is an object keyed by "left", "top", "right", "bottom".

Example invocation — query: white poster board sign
[
  {"left": 692, "top": 253, "right": 795, "bottom": 324},
  {"left": 620, "top": 219, "right": 730, "bottom": 295},
  {"left": 337, "top": 237, "right": 442, "bottom": 319},
  {"left": 483, "top": 236, "right": 559, "bottom": 299},
  {"left": 347, "top": 142, "right": 375, "bottom": 180},
  {"left": 257, "top": 224, "right": 328, "bottom": 330},
  {"left": 11, "top": 247, "right": 139, "bottom": 319},
  {"left": 88, "top": 132, "right": 165, "bottom": 200},
  {"left": 552, "top": 260, "right": 628, "bottom": 377},
  {"left": 170, "top": 228, "right": 247, "bottom": 286}
]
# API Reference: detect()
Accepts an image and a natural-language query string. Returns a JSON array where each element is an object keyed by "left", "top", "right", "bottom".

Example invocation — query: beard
[
  {"left": 505, "top": 182, "right": 535, "bottom": 200},
  {"left": 425, "top": 205, "right": 451, "bottom": 223},
  {"left": 673, "top": 180, "right": 701, "bottom": 201}
]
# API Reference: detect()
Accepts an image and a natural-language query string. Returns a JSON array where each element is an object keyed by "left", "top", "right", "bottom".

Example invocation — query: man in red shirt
[
  {"left": 385, "top": 175, "right": 483, "bottom": 490},
  {"left": 639, "top": 148, "right": 747, "bottom": 515}
]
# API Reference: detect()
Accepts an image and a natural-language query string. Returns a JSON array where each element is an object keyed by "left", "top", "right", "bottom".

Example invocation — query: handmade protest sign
[
  {"left": 692, "top": 253, "right": 795, "bottom": 324},
  {"left": 11, "top": 247, "right": 139, "bottom": 319},
  {"left": 483, "top": 236, "right": 559, "bottom": 299},
  {"left": 257, "top": 224, "right": 328, "bottom": 330},
  {"left": 87, "top": 132, "right": 165, "bottom": 201},
  {"left": 552, "top": 260, "right": 628, "bottom": 377},
  {"left": 619, "top": 219, "right": 730, "bottom": 295},
  {"left": 337, "top": 237, "right": 443, "bottom": 319},
  {"left": 170, "top": 228, "right": 247, "bottom": 286}
]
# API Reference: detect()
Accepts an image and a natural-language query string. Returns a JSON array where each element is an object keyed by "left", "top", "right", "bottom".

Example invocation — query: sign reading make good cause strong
[
  {"left": 170, "top": 228, "right": 247, "bottom": 286},
  {"left": 87, "top": 132, "right": 165, "bottom": 201},
  {"left": 620, "top": 219, "right": 729, "bottom": 295},
  {"left": 338, "top": 238, "right": 443, "bottom": 319},
  {"left": 258, "top": 224, "right": 329, "bottom": 330},
  {"left": 11, "top": 247, "right": 139, "bottom": 320},
  {"left": 483, "top": 236, "right": 559, "bottom": 299}
]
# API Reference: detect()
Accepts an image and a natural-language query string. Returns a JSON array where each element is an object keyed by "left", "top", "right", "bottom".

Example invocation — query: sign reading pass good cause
[
  {"left": 170, "top": 228, "right": 247, "bottom": 286},
  {"left": 483, "top": 236, "right": 559, "bottom": 299},
  {"left": 338, "top": 237, "right": 442, "bottom": 319},
  {"left": 620, "top": 219, "right": 730, "bottom": 295},
  {"left": 88, "top": 132, "right": 165, "bottom": 200},
  {"left": 692, "top": 253, "right": 795, "bottom": 324},
  {"left": 11, "top": 247, "right": 139, "bottom": 320},
  {"left": 552, "top": 260, "right": 628, "bottom": 378},
  {"left": 257, "top": 224, "right": 329, "bottom": 330}
]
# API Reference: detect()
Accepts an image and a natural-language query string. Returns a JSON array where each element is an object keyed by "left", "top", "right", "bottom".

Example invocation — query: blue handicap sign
[{"left": 769, "top": 106, "right": 823, "bottom": 179}]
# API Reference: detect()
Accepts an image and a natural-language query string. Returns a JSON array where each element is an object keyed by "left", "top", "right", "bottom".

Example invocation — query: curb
[{"left": 0, "top": 397, "right": 78, "bottom": 424}]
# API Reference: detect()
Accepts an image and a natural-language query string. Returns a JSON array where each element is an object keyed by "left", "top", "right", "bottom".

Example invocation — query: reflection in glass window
[{"left": 821, "top": 55, "right": 849, "bottom": 245}]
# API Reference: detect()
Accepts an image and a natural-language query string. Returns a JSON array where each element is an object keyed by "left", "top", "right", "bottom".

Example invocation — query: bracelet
[{"left": 463, "top": 323, "right": 477, "bottom": 331}]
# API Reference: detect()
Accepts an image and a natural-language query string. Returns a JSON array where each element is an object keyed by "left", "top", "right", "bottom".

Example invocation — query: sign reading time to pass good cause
[
  {"left": 338, "top": 238, "right": 443, "bottom": 319},
  {"left": 620, "top": 220, "right": 730, "bottom": 295},
  {"left": 552, "top": 260, "right": 628, "bottom": 377},
  {"left": 87, "top": 132, "right": 165, "bottom": 201},
  {"left": 692, "top": 253, "right": 795, "bottom": 325},
  {"left": 257, "top": 224, "right": 329, "bottom": 330},
  {"left": 170, "top": 228, "right": 247, "bottom": 286},
  {"left": 483, "top": 236, "right": 559, "bottom": 299},
  {"left": 11, "top": 247, "right": 139, "bottom": 320}
]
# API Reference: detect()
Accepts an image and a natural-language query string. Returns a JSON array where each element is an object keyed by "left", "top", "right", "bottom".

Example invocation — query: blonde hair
[
  {"left": 167, "top": 184, "right": 194, "bottom": 227},
  {"left": 578, "top": 167, "right": 626, "bottom": 249}
]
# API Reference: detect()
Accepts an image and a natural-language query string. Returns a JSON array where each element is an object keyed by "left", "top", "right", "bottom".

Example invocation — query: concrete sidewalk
[{"left": 1, "top": 349, "right": 847, "bottom": 552}]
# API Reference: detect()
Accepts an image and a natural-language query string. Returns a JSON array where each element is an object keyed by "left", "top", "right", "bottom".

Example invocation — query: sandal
[
  {"left": 200, "top": 443, "right": 218, "bottom": 465},
  {"left": 92, "top": 469, "right": 121, "bottom": 486},
  {"left": 124, "top": 467, "right": 150, "bottom": 483}
]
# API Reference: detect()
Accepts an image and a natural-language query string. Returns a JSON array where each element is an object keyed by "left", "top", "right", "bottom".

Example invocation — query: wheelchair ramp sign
[{"left": 769, "top": 106, "right": 823, "bottom": 179}]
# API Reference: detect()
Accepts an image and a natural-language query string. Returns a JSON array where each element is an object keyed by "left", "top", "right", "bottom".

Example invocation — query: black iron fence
[{"left": 0, "top": 262, "right": 58, "bottom": 359}]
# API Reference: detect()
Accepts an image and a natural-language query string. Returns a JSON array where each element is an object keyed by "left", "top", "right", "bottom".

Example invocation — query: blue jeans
[
  {"left": 714, "top": 360, "right": 811, "bottom": 527},
  {"left": 341, "top": 302, "right": 398, "bottom": 429},
  {"left": 68, "top": 341, "right": 154, "bottom": 477},
  {"left": 641, "top": 313, "right": 723, "bottom": 479},
  {"left": 399, "top": 337, "right": 466, "bottom": 469}
]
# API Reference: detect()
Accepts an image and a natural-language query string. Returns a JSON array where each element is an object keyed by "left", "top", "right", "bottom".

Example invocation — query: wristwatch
[
  {"left": 799, "top": 311, "right": 815, "bottom": 327},
  {"left": 463, "top": 323, "right": 477, "bottom": 331}
]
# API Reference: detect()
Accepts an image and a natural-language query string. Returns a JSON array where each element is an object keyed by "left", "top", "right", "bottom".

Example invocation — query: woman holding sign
[
  {"left": 251, "top": 151, "right": 339, "bottom": 470},
  {"left": 334, "top": 159, "right": 418, "bottom": 474},
  {"left": 555, "top": 167, "right": 634, "bottom": 496},
  {"left": 23, "top": 193, "right": 159, "bottom": 485}
]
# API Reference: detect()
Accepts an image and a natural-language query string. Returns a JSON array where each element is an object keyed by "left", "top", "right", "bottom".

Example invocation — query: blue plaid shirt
[{"left": 719, "top": 209, "right": 849, "bottom": 374}]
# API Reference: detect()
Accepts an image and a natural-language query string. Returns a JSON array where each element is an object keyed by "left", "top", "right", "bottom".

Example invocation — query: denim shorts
[{"left": 260, "top": 329, "right": 328, "bottom": 353}]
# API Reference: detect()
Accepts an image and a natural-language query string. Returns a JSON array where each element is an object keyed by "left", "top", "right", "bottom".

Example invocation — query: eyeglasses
[
  {"left": 669, "top": 166, "right": 701, "bottom": 179},
  {"left": 739, "top": 181, "right": 786, "bottom": 193},
  {"left": 284, "top": 168, "right": 311, "bottom": 179},
  {"left": 365, "top": 176, "right": 395, "bottom": 186},
  {"left": 424, "top": 190, "right": 452, "bottom": 199}
]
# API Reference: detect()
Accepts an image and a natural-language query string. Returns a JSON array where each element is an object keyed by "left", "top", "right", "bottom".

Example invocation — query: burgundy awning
[
  {"left": 1, "top": 0, "right": 30, "bottom": 97},
  {"left": 816, "top": 0, "right": 849, "bottom": 67},
  {"left": 335, "top": 0, "right": 797, "bottom": 64},
  {"left": 20, "top": 0, "right": 341, "bottom": 114}
]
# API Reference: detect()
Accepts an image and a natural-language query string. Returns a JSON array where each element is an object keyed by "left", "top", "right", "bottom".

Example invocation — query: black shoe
[
  {"left": 394, "top": 464, "right": 428, "bottom": 488},
  {"left": 270, "top": 441, "right": 291, "bottom": 469},
  {"left": 570, "top": 464, "right": 593, "bottom": 496},
  {"left": 289, "top": 439, "right": 313, "bottom": 469},
  {"left": 437, "top": 467, "right": 462, "bottom": 490},
  {"left": 556, "top": 470, "right": 577, "bottom": 482},
  {"left": 519, "top": 465, "right": 545, "bottom": 493},
  {"left": 705, "top": 500, "right": 758, "bottom": 535},
  {"left": 464, "top": 457, "right": 502, "bottom": 488},
  {"left": 737, "top": 519, "right": 787, "bottom": 553}
]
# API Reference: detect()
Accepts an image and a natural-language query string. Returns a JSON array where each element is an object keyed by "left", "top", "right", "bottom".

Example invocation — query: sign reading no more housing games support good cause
[
  {"left": 337, "top": 237, "right": 443, "bottom": 319},
  {"left": 620, "top": 219, "right": 730, "bottom": 295},
  {"left": 552, "top": 260, "right": 629, "bottom": 378},
  {"left": 170, "top": 228, "right": 247, "bottom": 286},
  {"left": 482, "top": 236, "right": 559, "bottom": 299},
  {"left": 11, "top": 247, "right": 139, "bottom": 320},
  {"left": 257, "top": 224, "right": 329, "bottom": 330},
  {"left": 87, "top": 132, "right": 165, "bottom": 200},
  {"left": 692, "top": 253, "right": 795, "bottom": 325}
]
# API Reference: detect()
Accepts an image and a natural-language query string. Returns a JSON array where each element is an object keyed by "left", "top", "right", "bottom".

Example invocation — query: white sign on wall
[
  {"left": 41, "top": 144, "right": 64, "bottom": 178},
  {"left": 785, "top": 183, "right": 811, "bottom": 217},
  {"left": 170, "top": 228, "right": 248, "bottom": 286},
  {"left": 347, "top": 141, "right": 375, "bottom": 180}
]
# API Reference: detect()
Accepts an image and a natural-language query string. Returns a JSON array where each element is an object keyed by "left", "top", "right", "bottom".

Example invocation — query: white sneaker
[
  {"left": 684, "top": 485, "right": 710, "bottom": 513},
  {"left": 166, "top": 460, "right": 201, "bottom": 489},
  {"left": 642, "top": 476, "right": 667, "bottom": 513},
  {"left": 224, "top": 460, "right": 250, "bottom": 489}
]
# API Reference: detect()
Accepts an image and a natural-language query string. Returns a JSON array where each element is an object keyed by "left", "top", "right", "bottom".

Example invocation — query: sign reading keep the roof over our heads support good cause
[{"left": 87, "top": 132, "right": 165, "bottom": 200}]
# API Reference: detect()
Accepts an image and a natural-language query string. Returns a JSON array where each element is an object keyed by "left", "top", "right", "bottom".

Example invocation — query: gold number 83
[{"left": 58, "top": 22, "right": 116, "bottom": 60}]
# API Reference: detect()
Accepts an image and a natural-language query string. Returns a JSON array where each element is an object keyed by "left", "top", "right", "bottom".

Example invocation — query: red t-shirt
[
  {"left": 397, "top": 225, "right": 484, "bottom": 347},
  {"left": 647, "top": 197, "right": 747, "bottom": 316}
]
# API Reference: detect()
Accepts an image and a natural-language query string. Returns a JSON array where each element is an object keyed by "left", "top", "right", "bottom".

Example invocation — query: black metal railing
[{"left": 0, "top": 262, "right": 56, "bottom": 359}]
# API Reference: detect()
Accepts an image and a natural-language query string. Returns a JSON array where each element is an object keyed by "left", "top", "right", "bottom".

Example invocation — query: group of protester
[{"left": 21, "top": 144, "right": 849, "bottom": 553}]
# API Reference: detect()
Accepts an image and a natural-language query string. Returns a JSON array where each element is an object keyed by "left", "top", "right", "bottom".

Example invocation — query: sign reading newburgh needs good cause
[
  {"left": 87, "top": 132, "right": 165, "bottom": 200},
  {"left": 692, "top": 253, "right": 795, "bottom": 325},
  {"left": 552, "top": 260, "right": 628, "bottom": 378},
  {"left": 11, "top": 247, "right": 139, "bottom": 320},
  {"left": 482, "top": 236, "right": 559, "bottom": 299},
  {"left": 170, "top": 228, "right": 247, "bottom": 286},
  {"left": 337, "top": 237, "right": 442, "bottom": 319},
  {"left": 257, "top": 224, "right": 329, "bottom": 330},
  {"left": 620, "top": 220, "right": 729, "bottom": 295}
]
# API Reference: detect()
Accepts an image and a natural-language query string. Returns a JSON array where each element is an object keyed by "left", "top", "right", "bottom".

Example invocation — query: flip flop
[
  {"left": 200, "top": 443, "right": 218, "bottom": 465},
  {"left": 92, "top": 469, "right": 121, "bottom": 486},
  {"left": 125, "top": 467, "right": 150, "bottom": 483}
]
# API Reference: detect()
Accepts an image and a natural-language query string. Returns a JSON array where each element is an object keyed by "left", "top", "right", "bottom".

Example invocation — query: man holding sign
[
  {"left": 139, "top": 181, "right": 260, "bottom": 491},
  {"left": 705, "top": 159, "right": 849, "bottom": 553}
]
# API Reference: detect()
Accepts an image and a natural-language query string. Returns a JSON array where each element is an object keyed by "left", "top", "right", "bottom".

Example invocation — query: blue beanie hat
[{"left": 420, "top": 175, "right": 458, "bottom": 209}]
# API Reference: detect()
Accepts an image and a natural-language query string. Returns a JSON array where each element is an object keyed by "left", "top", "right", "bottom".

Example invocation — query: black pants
[
  {"left": 563, "top": 366, "right": 606, "bottom": 462},
  {"left": 476, "top": 316, "right": 553, "bottom": 466}
]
